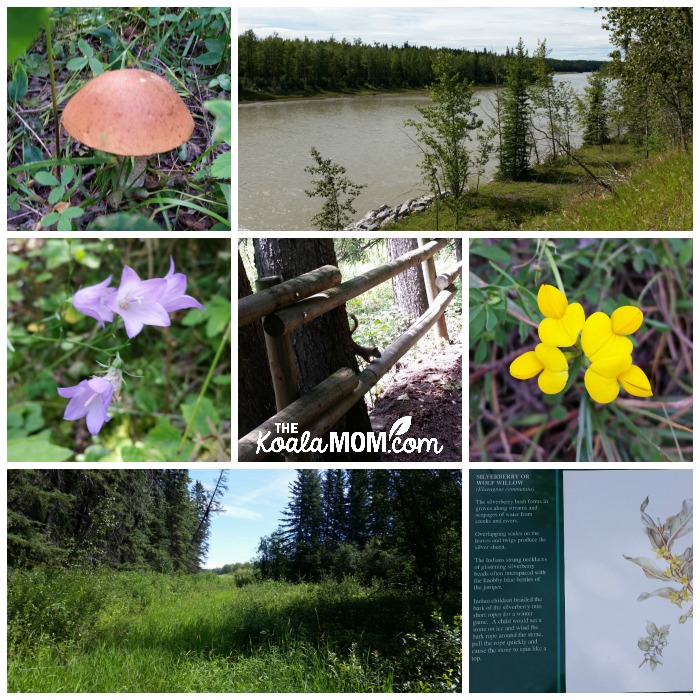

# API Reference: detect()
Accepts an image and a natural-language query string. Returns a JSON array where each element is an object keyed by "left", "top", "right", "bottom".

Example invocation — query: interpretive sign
[{"left": 469, "top": 469, "right": 692, "bottom": 693}]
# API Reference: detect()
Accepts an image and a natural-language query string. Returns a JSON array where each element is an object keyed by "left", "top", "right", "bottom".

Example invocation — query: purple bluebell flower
[
  {"left": 105, "top": 265, "right": 170, "bottom": 338},
  {"left": 57, "top": 377, "right": 114, "bottom": 435},
  {"left": 72, "top": 275, "right": 116, "bottom": 328},
  {"left": 160, "top": 256, "right": 205, "bottom": 312}
]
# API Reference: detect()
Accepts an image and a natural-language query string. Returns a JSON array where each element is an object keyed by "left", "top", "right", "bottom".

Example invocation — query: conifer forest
[{"left": 8, "top": 468, "right": 462, "bottom": 693}]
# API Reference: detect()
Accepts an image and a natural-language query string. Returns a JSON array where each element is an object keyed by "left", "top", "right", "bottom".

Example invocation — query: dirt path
[{"left": 370, "top": 342, "right": 462, "bottom": 462}]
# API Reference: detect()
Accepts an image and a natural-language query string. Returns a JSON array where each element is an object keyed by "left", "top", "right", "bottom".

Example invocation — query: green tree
[
  {"left": 346, "top": 469, "right": 372, "bottom": 547},
  {"left": 530, "top": 39, "right": 558, "bottom": 160},
  {"left": 405, "top": 50, "right": 482, "bottom": 229},
  {"left": 499, "top": 38, "right": 533, "bottom": 180},
  {"left": 580, "top": 71, "right": 610, "bottom": 148},
  {"left": 304, "top": 147, "right": 366, "bottom": 230},
  {"left": 280, "top": 469, "right": 325, "bottom": 577},
  {"left": 322, "top": 469, "right": 347, "bottom": 545},
  {"left": 600, "top": 7, "right": 692, "bottom": 150}
]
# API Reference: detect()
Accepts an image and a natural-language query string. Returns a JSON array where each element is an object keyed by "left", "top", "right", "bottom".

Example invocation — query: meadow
[{"left": 8, "top": 568, "right": 461, "bottom": 692}]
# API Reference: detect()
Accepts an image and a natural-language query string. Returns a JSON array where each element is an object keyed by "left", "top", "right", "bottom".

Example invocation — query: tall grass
[{"left": 8, "top": 568, "right": 461, "bottom": 692}]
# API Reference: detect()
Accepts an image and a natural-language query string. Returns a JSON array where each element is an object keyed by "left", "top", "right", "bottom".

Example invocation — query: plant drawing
[{"left": 624, "top": 496, "right": 693, "bottom": 670}]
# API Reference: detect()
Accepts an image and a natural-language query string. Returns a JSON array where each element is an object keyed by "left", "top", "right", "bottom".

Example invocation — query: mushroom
[{"left": 61, "top": 69, "right": 194, "bottom": 208}]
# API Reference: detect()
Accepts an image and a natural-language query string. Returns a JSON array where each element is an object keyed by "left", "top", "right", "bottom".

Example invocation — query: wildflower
[
  {"left": 160, "top": 256, "right": 205, "bottom": 312},
  {"left": 536, "top": 284, "right": 585, "bottom": 347},
  {"left": 72, "top": 275, "right": 116, "bottom": 328},
  {"left": 510, "top": 343, "right": 569, "bottom": 394},
  {"left": 582, "top": 306, "right": 643, "bottom": 361},
  {"left": 584, "top": 354, "right": 653, "bottom": 404},
  {"left": 58, "top": 378, "right": 111, "bottom": 435},
  {"left": 105, "top": 265, "right": 170, "bottom": 338}
]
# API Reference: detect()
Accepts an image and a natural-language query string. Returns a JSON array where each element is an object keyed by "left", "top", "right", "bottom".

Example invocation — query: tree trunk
[
  {"left": 253, "top": 238, "right": 373, "bottom": 461},
  {"left": 387, "top": 238, "right": 429, "bottom": 322},
  {"left": 238, "top": 251, "right": 277, "bottom": 436}
]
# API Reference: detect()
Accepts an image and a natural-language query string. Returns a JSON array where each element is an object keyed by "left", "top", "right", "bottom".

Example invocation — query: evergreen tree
[
  {"left": 304, "top": 147, "right": 366, "bottom": 230},
  {"left": 404, "top": 50, "right": 482, "bottom": 229},
  {"left": 499, "top": 38, "right": 533, "bottom": 180},
  {"left": 346, "top": 469, "right": 371, "bottom": 547},
  {"left": 322, "top": 469, "right": 347, "bottom": 546},
  {"left": 367, "top": 469, "right": 394, "bottom": 539},
  {"left": 530, "top": 39, "right": 558, "bottom": 160},
  {"left": 580, "top": 71, "right": 610, "bottom": 148},
  {"left": 280, "top": 469, "right": 325, "bottom": 577}
]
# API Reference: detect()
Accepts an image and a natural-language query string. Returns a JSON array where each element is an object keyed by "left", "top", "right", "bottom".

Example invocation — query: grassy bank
[
  {"left": 383, "top": 144, "right": 692, "bottom": 231},
  {"left": 8, "top": 568, "right": 461, "bottom": 692},
  {"left": 239, "top": 86, "right": 428, "bottom": 102}
]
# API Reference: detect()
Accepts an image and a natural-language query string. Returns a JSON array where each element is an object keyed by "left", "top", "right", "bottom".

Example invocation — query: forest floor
[{"left": 371, "top": 341, "right": 462, "bottom": 462}]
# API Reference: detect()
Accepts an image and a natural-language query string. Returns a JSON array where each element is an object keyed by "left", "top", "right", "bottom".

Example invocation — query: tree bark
[
  {"left": 237, "top": 250, "right": 276, "bottom": 436},
  {"left": 387, "top": 238, "right": 429, "bottom": 323},
  {"left": 253, "top": 238, "right": 373, "bottom": 461}
]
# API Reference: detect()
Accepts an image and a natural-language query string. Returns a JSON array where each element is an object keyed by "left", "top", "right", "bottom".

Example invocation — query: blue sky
[
  {"left": 189, "top": 469, "right": 297, "bottom": 568},
  {"left": 238, "top": 7, "right": 614, "bottom": 61}
]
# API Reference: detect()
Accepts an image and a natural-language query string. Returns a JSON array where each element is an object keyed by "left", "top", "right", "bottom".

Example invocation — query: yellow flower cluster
[{"left": 509, "top": 284, "right": 653, "bottom": 404}]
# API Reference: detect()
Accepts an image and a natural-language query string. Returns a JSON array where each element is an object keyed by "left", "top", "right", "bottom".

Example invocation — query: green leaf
[
  {"left": 550, "top": 405, "right": 567, "bottom": 421},
  {"left": 8, "top": 61, "right": 28, "bottom": 102},
  {"left": 210, "top": 74, "right": 231, "bottom": 90},
  {"left": 469, "top": 306, "right": 486, "bottom": 339},
  {"left": 8, "top": 8, "right": 49, "bottom": 63},
  {"left": 210, "top": 151, "right": 231, "bottom": 180},
  {"left": 48, "top": 186, "right": 64, "bottom": 205},
  {"left": 120, "top": 446, "right": 148, "bottom": 461},
  {"left": 473, "top": 338, "right": 488, "bottom": 365},
  {"left": 34, "top": 170, "right": 60, "bottom": 186},
  {"left": 62, "top": 206, "right": 84, "bottom": 219},
  {"left": 205, "top": 296, "right": 231, "bottom": 338},
  {"left": 8, "top": 436, "right": 73, "bottom": 462},
  {"left": 77, "top": 37, "right": 93, "bottom": 58},
  {"left": 133, "top": 387, "right": 159, "bottom": 414},
  {"left": 66, "top": 56, "right": 89, "bottom": 71},
  {"left": 204, "top": 99, "right": 231, "bottom": 145},
  {"left": 678, "top": 238, "right": 692, "bottom": 265},
  {"left": 89, "top": 57, "right": 104, "bottom": 76},
  {"left": 470, "top": 244, "right": 511, "bottom": 265},
  {"left": 181, "top": 397, "right": 220, "bottom": 436},
  {"left": 484, "top": 306, "right": 498, "bottom": 331},
  {"left": 60, "top": 166, "right": 75, "bottom": 187},
  {"left": 39, "top": 212, "right": 61, "bottom": 227},
  {"left": 7, "top": 253, "right": 27, "bottom": 275},
  {"left": 145, "top": 419, "right": 182, "bottom": 460}
]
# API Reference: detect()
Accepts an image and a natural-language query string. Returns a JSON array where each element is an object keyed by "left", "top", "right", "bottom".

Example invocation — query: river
[{"left": 238, "top": 73, "right": 592, "bottom": 231}]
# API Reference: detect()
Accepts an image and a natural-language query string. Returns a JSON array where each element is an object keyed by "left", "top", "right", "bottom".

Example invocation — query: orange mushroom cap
[{"left": 61, "top": 69, "right": 194, "bottom": 157}]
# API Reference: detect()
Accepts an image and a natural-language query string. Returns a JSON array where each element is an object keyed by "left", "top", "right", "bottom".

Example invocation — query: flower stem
[{"left": 543, "top": 243, "right": 566, "bottom": 295}]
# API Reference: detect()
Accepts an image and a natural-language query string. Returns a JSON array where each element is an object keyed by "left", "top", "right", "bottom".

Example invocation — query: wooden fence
[{"left": 238, "top": 238, "right": 461, "bottom": 461}]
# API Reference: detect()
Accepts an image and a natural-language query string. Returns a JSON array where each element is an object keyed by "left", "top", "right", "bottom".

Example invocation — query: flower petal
[
  {"left": 538, "top": 317, "right": 580, "bottom": 347},
  {"left": 561, "top": 302, "right": 585, "bottom": 342},
  {"left": 538, "top": 368, "right": 568, "bottom": 394},
  {"left": 584, "top": 367, "right": 621, "bottom": 404},
  {"left": 619, "top": 365, "right": 653, "bottom": 398},
  {"left": 589, "top": 354, "right": 633, "bottom": 378},
  {"left": 538, "top": 284, "right": 568, "bottom": 319},
  {"left": 510, "top": 350, "right": 543, "bottom": 380},
  {"left": 611, "top": 306, "right": 643, "bottom": 335},
  {"left": 581, "top": 311, "right": 613, "bottom": 359},
  {"left": 534, "top": 343, "right": 568, "bottom": 372}
]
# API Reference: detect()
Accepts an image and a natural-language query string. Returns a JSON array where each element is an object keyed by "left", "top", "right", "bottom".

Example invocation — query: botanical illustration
[{"left": 624, "top": 497, "right": 693, "bottom": 670}]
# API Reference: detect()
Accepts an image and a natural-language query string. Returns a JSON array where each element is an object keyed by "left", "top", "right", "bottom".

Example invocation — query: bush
[{"left": 397, "top": 611, "right": 462, "bottom": 692}]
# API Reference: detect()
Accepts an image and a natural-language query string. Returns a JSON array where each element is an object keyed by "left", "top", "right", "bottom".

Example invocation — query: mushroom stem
[{"left": 107, "top": 156, "right": 148, "bottom": 209}]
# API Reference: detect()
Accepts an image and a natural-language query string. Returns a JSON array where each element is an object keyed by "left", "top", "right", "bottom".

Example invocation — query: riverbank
[
  {"left": 239, "top": 86, "right": 429, "bottom": 103},
  {"left": 377, "top": 143, "right": 692, "bottom": 231}
]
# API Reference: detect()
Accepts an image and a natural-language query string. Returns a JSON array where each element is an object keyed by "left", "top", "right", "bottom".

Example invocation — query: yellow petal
[
  {"left": 589, "top": 354, "right": 633, "bottom": 378},
  {"left": 619, "top": 365, "right": 653, "bottom": 397},
  {"left": 582, "top": 311, "right": 613, "bottom": 358},
  {"left": 561, "top": 302, "right": 585, "bottom": 344},
  {"left": 582, "top": 311, "right": 634, "bottom": 360},
  {"left": 538, "top": 368, "right": 568, "bottom": 394},
  {"left": 534, "top": 343, "right": 568, "bottom": 372},
  {"left": 611, "top": 306, "right": 643, "bottom": 335},
  {"left": 538, "top": 284, "right": 568, "bottom": 319},
  {"left": 584, "top": 367, "right": 621, "bottom": 404},
  {"left": 510, "top": 350, "right": 543, "bottom": 380}
]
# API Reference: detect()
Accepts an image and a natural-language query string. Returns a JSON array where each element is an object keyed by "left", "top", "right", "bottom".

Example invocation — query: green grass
[
  {"left": 8, "top": 568, "right": 459, "bottom": 692},
  {"left": 385, "top": 143, "right": 691, "bottom": 231}
]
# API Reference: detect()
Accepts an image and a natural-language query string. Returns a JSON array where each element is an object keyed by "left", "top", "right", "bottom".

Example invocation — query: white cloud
[{"left": 223, "top": 505, "right": 262, "bottom": 521}]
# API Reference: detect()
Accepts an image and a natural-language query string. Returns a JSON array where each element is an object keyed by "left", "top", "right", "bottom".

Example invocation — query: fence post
[
  {"left": 256, "top": 276, "right": 299, "bottom": 411},
  {"left": 418, "top": 237, "right": 450, "bottom": 341}
]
